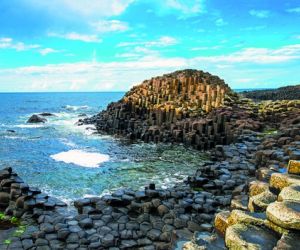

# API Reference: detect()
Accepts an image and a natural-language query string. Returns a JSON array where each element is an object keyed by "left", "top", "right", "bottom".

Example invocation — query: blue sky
[{"left": 0, "top": 0, "right": 299, "bottom": 92}]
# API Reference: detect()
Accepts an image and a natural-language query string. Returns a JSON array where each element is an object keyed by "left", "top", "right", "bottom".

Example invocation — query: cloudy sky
[{"left": 0, "top": 0, "right": 299, "bottom": 92}]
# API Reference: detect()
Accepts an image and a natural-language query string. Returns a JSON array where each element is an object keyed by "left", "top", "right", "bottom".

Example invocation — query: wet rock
[
  {"left": 266, "top": 201, "right": 300, "bottom": 230},
  {"left": 270, "top": 173, "right": 300, "bottom": 193},
  {"left": 228, "top": 209, "right": 266, "bottom": 226},
  {"left": 249, "top": 180, "right": 269, "bottom": 197},
  {"left": 248, "top": 190, "right": 277, "bottom": 212},
  {"left": 27, "top": 114, "right": 47, "bottom": 123},
  {"left": 278, "top": 184, "right": 300, "bottom": 202},
  {"left": 147, "top": 229, "right": 161, "bottom": 241},
  {"left": 274, "top": 232, "right": 300, "bottom": 250},
  {"left": 102, "top": 234, "right": 115, "bottom": 247},
  {"left": 39, "top": 113, "right": 55, "bottom": 117},
  {"left": 79, "top": 218, "right": 93, "bottom": 229},
  {"left": 225, "top": 224, "right": 279, "bottom": 250}
]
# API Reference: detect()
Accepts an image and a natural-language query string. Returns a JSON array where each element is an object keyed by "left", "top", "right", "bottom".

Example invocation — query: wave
[
  {"left": 50, "top": 149, "right": 110, "bottom": 168},
  {"left": 63, "top": 105, "right": 90, "bottom": 111}
]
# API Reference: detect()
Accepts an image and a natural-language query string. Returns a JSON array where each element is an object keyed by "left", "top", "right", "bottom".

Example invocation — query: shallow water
[{"left": 0, "top": 92, "right": 208, "bottom": 204}]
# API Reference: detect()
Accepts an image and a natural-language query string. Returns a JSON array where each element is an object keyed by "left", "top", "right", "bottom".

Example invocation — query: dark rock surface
[{"left": 27, "top": 115, "right": 47, "bottom": 123}]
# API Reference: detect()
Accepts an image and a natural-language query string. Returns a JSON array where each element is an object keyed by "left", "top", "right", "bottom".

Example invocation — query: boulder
[
  {"left": 287, "top": 160, "right": 300, "bottom": 175},
  {"left": 228, "top": 210, "right": 266, "bottom": 227},
  {"left": 278, "top": 184, "right": 300, "bottom": 202},
  {"left": 269, "top": 173, "right": 300, "bottom": 193},
  {"left": 27, "top": 115, "right": 47, "bottom": 123},
  {"left": 248, "top": 190, "right": 277, "bottom": 212},
  {"left": 249, "top": 180, "right": 269, "bottom": 197},
  {"left": 214, "top": 211, "right": 230, "bottom": 236},
  {"left": 266, "top": 201, "right": 300, "bottom": 230},
  {"left": 225, "top": 224, "right": 279, "bottom": 250}
]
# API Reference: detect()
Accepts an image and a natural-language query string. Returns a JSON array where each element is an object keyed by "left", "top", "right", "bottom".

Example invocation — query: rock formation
[
  {"left": 27, "top": 114, "right": 47, "bottom": 123},
  {"left": 183, "top": 101, "right": 300, "bottom": 249},
  {"left": 80, "top": 69, "right": 242, "bottom": 150}
]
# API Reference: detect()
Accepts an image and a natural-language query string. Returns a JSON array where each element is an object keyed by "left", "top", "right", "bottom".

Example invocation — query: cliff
[{"left": 242, "top": 84, "right": 300, "bottom": 100}]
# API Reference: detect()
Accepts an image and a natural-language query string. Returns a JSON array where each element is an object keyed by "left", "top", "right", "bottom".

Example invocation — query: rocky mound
[
  {"left": 80, "top": 69, "right": 242, "bottom": 150},
  {"left": 242, "top": 84, "right": 300, "bottom": 101}
]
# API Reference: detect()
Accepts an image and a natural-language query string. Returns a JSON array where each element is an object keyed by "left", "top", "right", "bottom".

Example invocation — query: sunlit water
[{"left": 0, "top": 92, "right": 208, "bottom": 204}]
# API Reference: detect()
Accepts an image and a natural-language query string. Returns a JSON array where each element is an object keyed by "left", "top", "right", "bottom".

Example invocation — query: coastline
[{"left": 0, "top": 71, "right": 299, "bottom": 249}]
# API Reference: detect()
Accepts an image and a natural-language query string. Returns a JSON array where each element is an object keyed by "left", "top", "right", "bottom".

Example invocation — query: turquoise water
[{"left": 0, "top": 92, "right": 208, "bottom": 203}]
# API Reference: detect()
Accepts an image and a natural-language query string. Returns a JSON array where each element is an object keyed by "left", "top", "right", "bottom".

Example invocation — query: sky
[{"left": 0, "top": 0, "right": 299, "bottom": 92}]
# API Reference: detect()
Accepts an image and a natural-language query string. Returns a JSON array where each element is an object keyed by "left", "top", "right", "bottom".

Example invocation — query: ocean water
[{"left": 0, "top": 92, "right": 208, "bottom": 204}]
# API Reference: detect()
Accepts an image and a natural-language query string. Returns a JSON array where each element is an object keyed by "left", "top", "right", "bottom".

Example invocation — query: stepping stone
[
  {"left": 225, "top": 224, "right": 279, "bottom": 250},
  {"left": 278, "top": 184, "right": 300, "bottom": 202},
  {"left": 287, "top": 160, "right": 300, "bottom": 175},
  {"left": 266, "top": 201, "right": 300, "bottom": 230},
  {"left": 228, "top": 210, "right": 266, "bottom": 226},
  {"left": 214, "top": 211, "right": 230, "bottom": 236},
  {"left": 249, "top": 180, "right": 269, "bottom": 197},
  {"left": 269, "top": 173, "right": 300, "bottom": 193},
  {"left": 248, "top": 190, "right": 277, "bottom": 212}
]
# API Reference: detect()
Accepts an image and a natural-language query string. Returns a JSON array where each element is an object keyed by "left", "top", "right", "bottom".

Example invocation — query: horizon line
[{"left": 0, "top": 87, "right": 276, "bottom": 94}]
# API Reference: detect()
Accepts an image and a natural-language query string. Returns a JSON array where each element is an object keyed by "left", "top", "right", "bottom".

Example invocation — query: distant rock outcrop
[
  {"left": 27, "top": 114, "right": 47, "bottom": 123},
  {"left": 242, "top": 84, "right": 300, "bottom": 100}
]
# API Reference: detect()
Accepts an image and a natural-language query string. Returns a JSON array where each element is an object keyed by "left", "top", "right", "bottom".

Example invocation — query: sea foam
[
  {"left": 50, "top": 149, "right": 110, "bottom": 168},
  {"left": 63, "top": 105, "right": 89, "bottom": 111}
]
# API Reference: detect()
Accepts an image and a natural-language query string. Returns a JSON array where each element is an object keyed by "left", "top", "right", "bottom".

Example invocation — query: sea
[{"left": 0, "top": 92, "right": 209, "bottom": 204}]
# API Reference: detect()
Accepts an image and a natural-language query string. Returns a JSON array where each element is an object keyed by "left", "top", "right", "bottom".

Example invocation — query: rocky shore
[{"left": 0, "top": 69, "right": 299, "bottom": 249}]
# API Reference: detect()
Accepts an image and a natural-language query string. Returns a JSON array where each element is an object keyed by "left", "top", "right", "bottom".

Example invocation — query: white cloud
[
  {"left": 1, "top": 43, "right": 299, "bottom": 92},
  {"left": 48, "top": 32, "right": 102, "bottom": 43},
  {"left": 165, "top": 0, "right": 205, "bottom": 15},
  {"left": 191, "top": 46, "right": 221, "bottom": 51},
  {"left": 92, "top": 20, "right": 129, "bottom": 33},
  {"left": 39, "top": 48, "right": 60, "bottom": 56},
  {"left": 0, "top": 38, "right": 13, "bottom": 43},
  {"left": 0, "top": 56, "right": 186, "bottom": 92},
  {"left": 249, "top": 9, "right": 270, "bottom": 18},
  {"left": 0, "top": 37, "right": 40, "bottom": 51},
  {"left": 215, "top": 18, "right": 228, "bottom": 26},
  {"left": 193, "top": 44, "right": 300, "bottom": 64},
  {"left": 286, "top": 7, "right": 300, "bottom": 13},
  {"left": 118, "top": 36, "right": 178, "bottom": 47},
  {"left": 28, "top": 0, "right": 134, "bottom": 18}
]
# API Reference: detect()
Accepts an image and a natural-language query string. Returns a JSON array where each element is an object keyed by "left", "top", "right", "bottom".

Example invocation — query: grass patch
[{"left": 0, "top": 213, "right": 26, "bottom": 246}]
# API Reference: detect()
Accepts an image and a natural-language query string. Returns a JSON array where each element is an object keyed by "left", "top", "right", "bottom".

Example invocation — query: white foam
[
  {"left": 50, "top": 149, "right": 110, "bottom": 168},
  {"left": 63, "top": 105, "right": 89, "bottom": 111},
  {"left": 15, "top": 124, "right": 45, "bottom": 128}
]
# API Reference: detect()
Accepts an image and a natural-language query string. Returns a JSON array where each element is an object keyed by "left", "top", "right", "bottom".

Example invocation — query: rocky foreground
[{"left": 0, "top": 70, "right": 300, "bottom": 249}]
